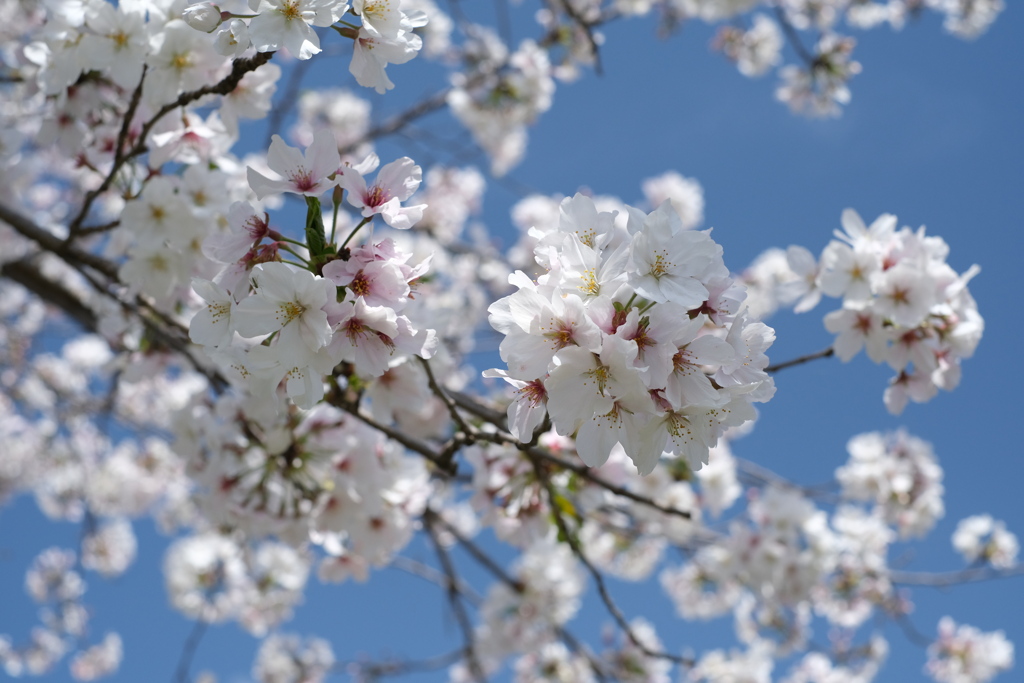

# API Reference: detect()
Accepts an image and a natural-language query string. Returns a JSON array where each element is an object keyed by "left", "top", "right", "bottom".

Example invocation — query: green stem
[
  {"left": 330, "top": 188, "right": 343, "bottom": 245},
  {"left": 279, "top": 245, "right": 310, "bottom": 264},
  {"left": 275, "top": 235, "right": 309, "bottom": 248},
  {"left": 340, "top": 216, "right": 373, "bottom": 250}
]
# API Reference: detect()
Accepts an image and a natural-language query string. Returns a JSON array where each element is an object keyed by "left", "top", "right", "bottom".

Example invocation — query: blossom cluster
[
  {"left": 448, "top": 37, "right": 556, "bottom": 176},
  {"left": 487, "top": 193, "right": 775, "bottom": 475},
  {"left": 0, "top": 548, "right": 122, "bottom": 679},
  {"left": 182, "top": 0, "right": 426, "bottom": 92},
  {"left": 927, "top": 617, "right": 1014, "bottom": 683},
  {"left": 175, "top": 393, "right": 433, "bottom": 570},
  {"left": 747, "top": 209, "right": 983, "bottom": 414},
  {"left": 189, "top": 131, "right": 437, "bottom": 411},
  {"left": 0, "top": 0, "right": 1015, "bottom": 681},
  {"left": 952, "top": 515, "right": 1020, "bottom": 569},
  {"left": 836, "top": 430, "right": 945, "bottom": 538},
  {"left": 457, "top": 427, "right": 1004, "bottom": 682}
]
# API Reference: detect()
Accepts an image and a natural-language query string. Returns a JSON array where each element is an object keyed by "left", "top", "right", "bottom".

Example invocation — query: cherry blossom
[
  {"left": 337, "top": 155, "right": 427, "bottom": 229},
  {"left": 0, "top": 2, "right": 1015, "bottom": 682},
  {"left": 247, "top": 130, "right": 341, "bottom": 199}
]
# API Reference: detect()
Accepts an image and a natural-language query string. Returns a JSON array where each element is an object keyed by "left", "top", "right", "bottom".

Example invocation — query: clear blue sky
[{"left": 2, "top": 4, "right": 1023, "bottom": 682}]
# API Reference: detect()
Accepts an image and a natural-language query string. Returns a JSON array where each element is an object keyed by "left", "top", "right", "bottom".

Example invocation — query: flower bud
[{"left": 182, "top": 2, "right": 222, "bottom": 33}]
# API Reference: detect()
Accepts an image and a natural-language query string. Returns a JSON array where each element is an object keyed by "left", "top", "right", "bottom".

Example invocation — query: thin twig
[
  {"left": 113, "top": 66, "right": 147, "bottom": 167},
  {"left": 427, "top": 510, "right": 523, "bottom": 592},
  {"left": 420, "top": 358, "right": 474, "bottom": 436},
  {"left": 473, "top": 428, "right": 694, "bottom": 520},
  {"left": 68, "top": 52, "right": 274, "bottom": 233},
  {"left": 335, "top": 398, "right": 457, "bottom": 476},
  {"left": 172, "top": 619, "right": 208, "bottom": 683},
  {"left": 264, "top": 57, "right": 312, "bottom": 147},
  {"left": 338, "top": 649, "right": 464, "bottom": 680},
  {"left": 341, "top": 88, "right": 453, "bottom": 156},
  {"left": 891, "top": 611, "right": 933, "bottom": 648},
  {"left": 528, "top": 455, "right": 693, "bottom": 668},
  {"left": 0, "top": 201, "right": 118, "bottom": 279},
  {"left": 773, "top": 5, "right": 817, "bottom": 67},
  {"left": 735, "top": 457, "right": 841, "bottom": 503},
  {"left": 556, "top": 0, "right": 604, "bottom": 75},
  {"left": 424, "top": 516, "right": 489, "bottom": 683},
  {"left": 73, "top": 220, "right": 121, "bottom": 238},
  {"left": 765, "top": 346, "right": 834, "bottom": 373},
  {"left": 391, "top": 555, "right": 483, "bottom": 604},
  {"left": 446, "top": 390, "right": 694, "bottom": 519},
  {"left": 428, "top": 512, "right": 611, "bottom": 680},
  {"left": 890, "top": 564, "right": 1024, "bottom": 587}
]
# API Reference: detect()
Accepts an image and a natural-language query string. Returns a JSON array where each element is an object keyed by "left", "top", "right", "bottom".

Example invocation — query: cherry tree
[{"left": 0, "top": 0, "right": 1019, "bottom": 682}]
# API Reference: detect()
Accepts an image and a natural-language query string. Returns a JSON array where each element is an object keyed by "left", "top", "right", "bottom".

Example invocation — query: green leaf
[{"left": 304, "top": 196, "right": 336, "bottom": 273}]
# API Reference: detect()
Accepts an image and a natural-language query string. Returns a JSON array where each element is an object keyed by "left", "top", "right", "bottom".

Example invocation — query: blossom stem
[
  {"left": 339, "top": 217, "right": 373, "bottom": 251},
  {"left": 331, "top": 24, "right": 360, "bottom": 40},
  {"left": 330, "top": 186, "right": 343, "bottom": 245},
  {"left": 278, "top": 245, "right": 311, "bottom": 264},
  {"left": 275, "top": 235, "right": 309, "bottom": 248},
  {"left": 765, "top": 346, "right": 835, "bottom": 373}
]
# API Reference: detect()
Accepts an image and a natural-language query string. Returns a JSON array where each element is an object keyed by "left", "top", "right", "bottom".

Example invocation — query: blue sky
[{"left": 2, "top": 3, "right": 1023, "bottom": 682}]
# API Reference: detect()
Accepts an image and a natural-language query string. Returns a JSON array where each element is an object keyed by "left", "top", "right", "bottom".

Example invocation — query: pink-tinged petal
[
  {"left": 266, "top": 134, "right": 304, "bottom": 175},
  {"left": 376, "top": 157, "right": 421, "bottom": 201},
  {"left": 380, "top": 200, "right": 425, "bottom": 229},
  {"left": 247, "top": 166, "right": 290, "bottom": 200},
  {"left": 338, "top": 168, "right": 370, "bottom": 209},
  {"left": 306, "top": 128, "right": 341, "bottom": 180}
]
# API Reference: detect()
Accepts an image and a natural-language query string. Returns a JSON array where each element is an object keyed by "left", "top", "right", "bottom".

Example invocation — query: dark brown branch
[
  {"left": 0, "top": 201, "right": 118, "bottom": 279},
  {"left": 74, "top": 220, "right": 121, "bottom": 238},
  {"left": 335, "top": 399, "right": 458, "bottom": 476},
  {"left": 765, "top": 346, "right": 834, "bottom": 373},
  {"left": 773, "top": 6, "right": 817, "bottom": 67},
  {"left": 420, "top": 357, "right": 475, "bottom": 443},
  {"left": 113, "top": 66, "right": 147, "bottom": 168},
  {"left": 0, "top": 258, "right": 97, "bottom": 331},
  {"left": 68, "top": 52, "right": 274, "bottom": 233},
  {"left": 556, "top": 0, "right": 604, "bottom": 75}
]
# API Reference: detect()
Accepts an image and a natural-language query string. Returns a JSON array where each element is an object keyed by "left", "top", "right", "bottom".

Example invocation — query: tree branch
[
  {"left": 0, "top": 201, "right": 118, "bottom": 279},
  {"left": 765, "top": 346, "right": 834, "bottom": 373},
  {"left": 424, "top": 515, "right": 489, "bottom": 683},
  {"left": 172, "top": 619, "right": 208, "bottom": 683},
  {"left": 890, "top": 564, "right": 1024, "bottom": 587},
  {"left": 528, "top": 454, "right": 693, "bottom": 668},
  {"left": 68, "top": 52, "right": 274, "bottom": 233},
  {"left": 335, "top": 397, "right": 458, "bottom": 476},
  {"left": 0, "top": 258, "right": 98, "bottom": 331}
]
